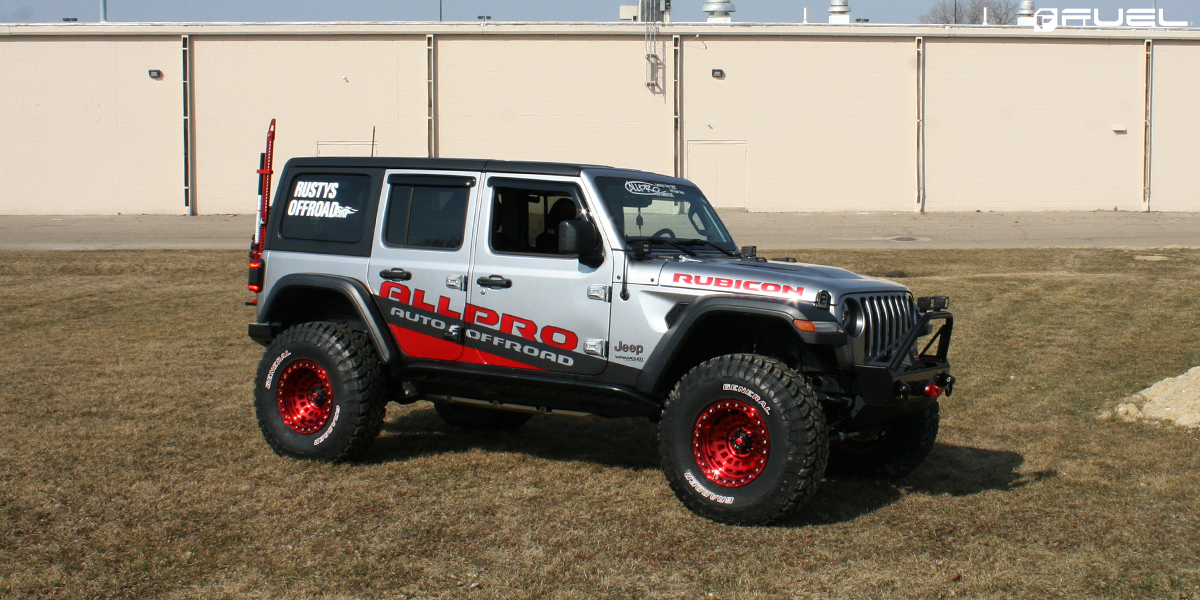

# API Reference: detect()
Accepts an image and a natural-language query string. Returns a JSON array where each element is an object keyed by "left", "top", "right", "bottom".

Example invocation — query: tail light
[{"left": 248, "top": 259, "right": 265, "bottom": 293}]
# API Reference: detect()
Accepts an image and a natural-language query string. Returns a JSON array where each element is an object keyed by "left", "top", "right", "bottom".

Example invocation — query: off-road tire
[
  {"left": 434, "top": 402, "right": 532, "bottom": 431},
  {"left": 254, "top": 322, "right": 387, "bottom": 461},
  {"left": 827, "top": 401, "right": 940, "bottom": 479},
  {"left": 659, "top": 354, "right": 828, "bottom": 526}
]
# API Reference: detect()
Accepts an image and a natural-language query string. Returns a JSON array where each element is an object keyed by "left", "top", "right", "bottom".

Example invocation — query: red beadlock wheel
[
  {"left": 276, "top": 359, "right": 335, "bottom": 434},
  {"left": 692, "top": 399, "right": 771, "bottom": 488}
]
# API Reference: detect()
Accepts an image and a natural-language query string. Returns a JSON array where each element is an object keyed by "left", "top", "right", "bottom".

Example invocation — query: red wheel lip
[
  {"left": 276, "top": 359, "right": 335, "bottom": 435},
  {"left": 692, "top": 398, "right": 771, "bottom": 488}
]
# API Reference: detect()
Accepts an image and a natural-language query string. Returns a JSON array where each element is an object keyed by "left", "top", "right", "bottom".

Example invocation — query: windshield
[{"left": 594, "top": 176, "right": 737, "bottom": 254}]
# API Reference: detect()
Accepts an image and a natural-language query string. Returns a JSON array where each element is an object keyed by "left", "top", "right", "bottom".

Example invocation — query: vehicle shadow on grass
[
  {"left": 779, "top": 445, "right": 1057, "bottom": 527},
  {"left": 373, "top": 403, "right": 1055, "bottom": 525},
  {"left": 373, "top": 403, "right": 662, "bottom": 470}
]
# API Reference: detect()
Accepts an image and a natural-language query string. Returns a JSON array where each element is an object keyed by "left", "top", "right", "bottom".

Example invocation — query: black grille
[
  {"left": 856, "top": 293, "right": 917, "bottom": 360},
  {"left": 664, "top": 302, "right": 690, "bottom": 328}
]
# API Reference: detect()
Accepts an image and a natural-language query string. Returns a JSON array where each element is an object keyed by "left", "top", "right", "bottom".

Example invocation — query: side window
[
  {"left": 280, "top": 174, "right": 371, "bottom": 243},
  {"left": 383, "top": 182, "right": 470, "bottom": 250},
  {"left": 489, "top": 183, "right": 583, "bottom": 256}
]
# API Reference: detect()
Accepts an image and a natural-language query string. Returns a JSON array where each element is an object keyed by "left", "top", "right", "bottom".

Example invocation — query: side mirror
[
  {"left": 558, "top": 220, "right": 603, "bottom": 267},
  {"left": 558, "top": 220, "right": 596, "bottom": 255}
]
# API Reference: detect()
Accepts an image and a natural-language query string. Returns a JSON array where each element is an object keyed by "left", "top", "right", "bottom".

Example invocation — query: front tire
[
  {"left": 659, "top": 354, "right": 828, "bottom": 526},
  {"left": 827, "top": 401, "right": 940, "bottom": 479},
  {"left": 254, "top": 322, "right": 386, "bottom": 461}
]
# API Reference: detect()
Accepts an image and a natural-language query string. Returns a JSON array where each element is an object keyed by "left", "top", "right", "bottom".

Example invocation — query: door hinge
[
  {"left": 585, "top": 339, "right": 608, "bottom": 357},
  {"left": 446, "top": 275, "right": 467, "bottom": 290},
  {"left": 587, "top": 284, "right": 611, "bottom": 302}
]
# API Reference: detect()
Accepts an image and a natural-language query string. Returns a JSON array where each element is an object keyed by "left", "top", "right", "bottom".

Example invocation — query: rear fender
[{"left": 252, "top": 274, "right": 400, "bottom": 364}]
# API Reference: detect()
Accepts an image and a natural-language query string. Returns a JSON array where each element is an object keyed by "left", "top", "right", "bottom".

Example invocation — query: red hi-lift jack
[{"left": 247, "top": 119, "right": 277, "bottom": 303}]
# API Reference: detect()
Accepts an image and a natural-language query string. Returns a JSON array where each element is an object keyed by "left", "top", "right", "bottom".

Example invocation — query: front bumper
[{"left": 849, "top": 310, "right": 954, "bottom": 425}]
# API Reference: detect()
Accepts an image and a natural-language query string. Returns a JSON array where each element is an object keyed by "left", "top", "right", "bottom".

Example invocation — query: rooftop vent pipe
[
  {"left": 829, "top": 0, "right": 851, "bottom": 24},
  {"left": 701, "top": 1, "right": 735, "bottom": 22},
  {"left": 1016, "top": 0, "right": 1036, "bottom": 26}
]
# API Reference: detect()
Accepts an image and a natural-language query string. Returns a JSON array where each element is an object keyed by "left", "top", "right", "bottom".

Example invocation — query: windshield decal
[{"left": 625, "top": 180, "right": 682, "bottom": 198}]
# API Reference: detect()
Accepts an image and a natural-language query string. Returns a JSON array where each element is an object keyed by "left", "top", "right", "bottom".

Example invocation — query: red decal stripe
[{"left": 390, "top": 325, "right": 545, "bottom": 370}]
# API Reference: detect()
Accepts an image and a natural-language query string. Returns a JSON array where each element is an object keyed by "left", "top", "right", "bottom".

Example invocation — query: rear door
[
  {"left": 463, "top": 175, "right": 613, "bottom": 375},
  {"left": 368, "top": 171, "right": 480, "bottom": 362}
]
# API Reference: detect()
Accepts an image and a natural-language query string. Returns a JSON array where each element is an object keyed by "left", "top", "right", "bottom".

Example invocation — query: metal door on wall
[
  {"left": 463, "top": 175, "right": 614, "bottom": 375},
  {"left": 368, "top": 171, "right": 480, "bottom": 362},
  {"left": 687, "top": 141, "right": 748, "bottom": 210}
]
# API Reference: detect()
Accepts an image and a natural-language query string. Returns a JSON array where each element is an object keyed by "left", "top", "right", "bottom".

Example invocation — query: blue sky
[{"left": 1, "top": 0, "right": 1196, "bottom": 26}]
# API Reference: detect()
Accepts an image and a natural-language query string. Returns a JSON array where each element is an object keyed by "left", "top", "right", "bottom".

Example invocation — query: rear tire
[
  {"left": 254, "top": 322, "right": 386, "bottom": 461},
  {"left": 659, "top": 354, "right": 828, "bottom": 526},
  {"left": 827, "top": 401, "right": 940, "bottom": 479},
  {"left": 434, "top": 401, "right": 533, "bottom": 431}
]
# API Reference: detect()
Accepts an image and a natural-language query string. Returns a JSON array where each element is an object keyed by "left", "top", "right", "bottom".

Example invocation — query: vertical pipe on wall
[
  {"left": 182, "top": 35, "right": 194, "bottom": 215},
  {"left": 673, "top": 35, "right": 682, "bottom": 178},
  {"left": 1142, "top": 39, "right": 1154, "bottom": 212},
  {"left": 915, "top": 37, "right": 926, "bottom": 213},
  {"left": 427, "top": 34, "right": 438, "bottom": 158}
]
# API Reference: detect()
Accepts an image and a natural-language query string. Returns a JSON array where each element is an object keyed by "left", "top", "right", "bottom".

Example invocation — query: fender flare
[
  {"left": 635, "top": 295, "right": 844, "bottom": 395},
  {"left": 254, "top": 273, "right": 401, "bottom": 365}
]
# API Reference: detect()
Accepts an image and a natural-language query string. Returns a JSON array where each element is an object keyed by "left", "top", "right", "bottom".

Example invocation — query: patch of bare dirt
[{"left": 1100, "top": 366, "right": 1200, "bottom": 430}]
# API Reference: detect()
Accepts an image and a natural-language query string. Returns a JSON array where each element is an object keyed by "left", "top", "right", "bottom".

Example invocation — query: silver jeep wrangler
[{"left": 247, "top": 157, "right": 955, "bottom": 525}]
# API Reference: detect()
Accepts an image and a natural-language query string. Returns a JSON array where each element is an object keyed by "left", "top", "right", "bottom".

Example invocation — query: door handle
[
  {"left": 476, "top": 275, "right": 512, "bottom": 289},
  {"left": 380, "top": 268, "right": 412, "bottom": 281}
]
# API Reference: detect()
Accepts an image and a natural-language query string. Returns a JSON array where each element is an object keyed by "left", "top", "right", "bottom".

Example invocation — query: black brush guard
[{"left": 847, "top": 310, "right": 954, "bottom": 426}]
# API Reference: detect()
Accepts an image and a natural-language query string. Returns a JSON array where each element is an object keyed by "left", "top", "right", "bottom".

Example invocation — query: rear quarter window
[{"left": 280, "top": 174, "right": 372, "bottom": 243}]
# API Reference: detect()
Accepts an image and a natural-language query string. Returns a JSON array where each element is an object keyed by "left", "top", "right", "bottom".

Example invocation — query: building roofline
[{"left": 2, "top": 20, "right": 1198, "bottom": 40}]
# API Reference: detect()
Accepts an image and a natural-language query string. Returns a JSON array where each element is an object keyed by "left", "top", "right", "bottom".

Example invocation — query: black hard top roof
[{"left": 283, "top": 156, "right": 640, "bottom": 177}]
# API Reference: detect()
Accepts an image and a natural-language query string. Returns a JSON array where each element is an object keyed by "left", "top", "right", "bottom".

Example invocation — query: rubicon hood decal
[
  {"left": 658, "top": 259, "right": 909, "bottom": 301},
  {"left": 669, "top": 272, "right": 803, "bottom": 298}
]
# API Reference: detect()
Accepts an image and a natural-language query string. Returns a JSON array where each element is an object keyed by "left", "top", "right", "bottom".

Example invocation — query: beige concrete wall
[
  {"left": 0, "top": 36, "right": 182, "bottom": 215},
  {"left": 191, "top": 36, "right": 428, "bottom": 214},
  {"left": 1149, "top": 42, "right": 1200, "bottom": 212},
  {"left": 2, "top": 24, "right": 1200, "bottom": 215},
  {"left": 924, "top": 39, "right": 1148, "bottom": 212},
  {"left": 682, "top": 37, "right": 918, "bottom": 212},
  {"left": 436, "top": 36, "right": 675, "bottom": 175}
]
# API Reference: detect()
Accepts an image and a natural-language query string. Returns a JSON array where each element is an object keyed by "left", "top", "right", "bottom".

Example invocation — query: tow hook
[
  {"left": 894, "top": 379, "right": 946, "bottom": 400},
  {"left": 936, "top": 373, "right": 956, "bottom": 397}
]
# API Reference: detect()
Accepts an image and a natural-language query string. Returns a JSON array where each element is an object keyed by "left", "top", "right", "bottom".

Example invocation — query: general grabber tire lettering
[
  {"left": 254, "top": 322, "right": 386, "bottom": 462},
  {"left": 659, "top": 354, "right": 828, "bottom": 525},
  {"left": 433, "top": 402, "right": 533, "bottom": 431},
  {"left": 827, "top": 401, "right": 940, "bottom": 480}
]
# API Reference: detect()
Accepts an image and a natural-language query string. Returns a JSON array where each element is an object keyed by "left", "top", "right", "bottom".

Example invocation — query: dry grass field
[{"left": 1, "top": 248, "right": 1198, "bottom": 599}]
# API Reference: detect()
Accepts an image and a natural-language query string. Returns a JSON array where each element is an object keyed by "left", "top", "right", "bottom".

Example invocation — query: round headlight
[{"left": 841, "top": 298, "right": 864, "bottom": 337}]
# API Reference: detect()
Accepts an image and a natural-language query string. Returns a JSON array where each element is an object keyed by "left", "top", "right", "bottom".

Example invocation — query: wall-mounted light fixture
[
  {"left": 477, "top": 15, "right": 491, "bottom": 20},
  {"left": 712, "top": 69, "right": 725, "bottom": 78},
  {"left": 148, "top": 70, "right": 163, "bottom": 79},
  {"left": 62, "top": 17, "right": 78, "bottom": 22}
]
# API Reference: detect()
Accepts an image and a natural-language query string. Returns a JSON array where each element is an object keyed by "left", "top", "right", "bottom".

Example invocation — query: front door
[
  {"left": 368, "top": 172, "right": 479, "bottom": 362},
  {"left": 464, "top": 175, "right": 613, "bottom": 375}
]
